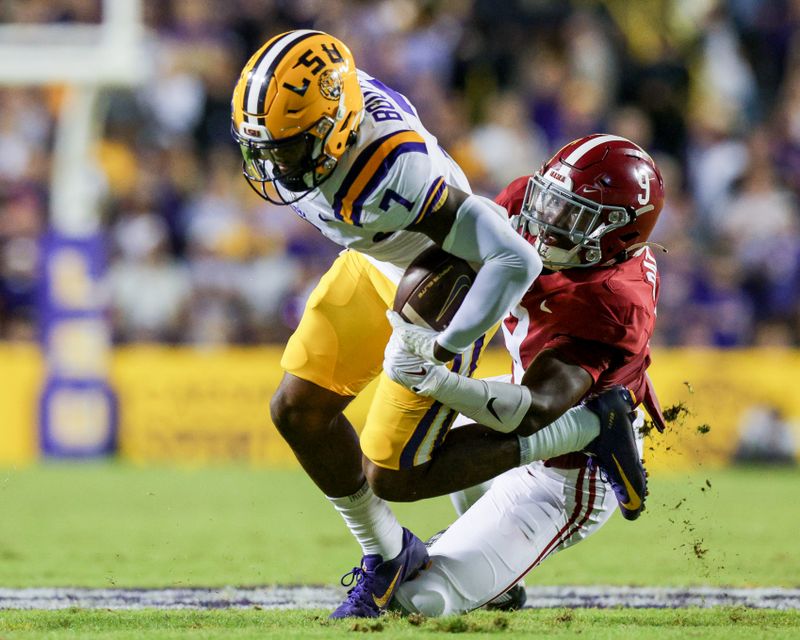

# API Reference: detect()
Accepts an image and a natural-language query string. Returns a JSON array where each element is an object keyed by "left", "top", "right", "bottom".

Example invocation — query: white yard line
[{"left": 0, "top": 586, "right": 798, "bottom": 611}]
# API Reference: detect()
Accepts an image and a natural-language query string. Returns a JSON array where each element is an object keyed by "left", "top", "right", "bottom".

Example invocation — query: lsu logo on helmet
[
  {"left": 231, "top": 30, "right": 364, "bottom": 202},
  {"left": 318, "top": 69, "right": 343, "bottom": 101}
]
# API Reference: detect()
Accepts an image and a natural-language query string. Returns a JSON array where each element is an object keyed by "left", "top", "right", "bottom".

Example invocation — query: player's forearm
[
  {"left": 436, "top": 195, "right": 541, "bottom": 354},
  {"left": 416, "top": 368, "right": 583, "bottom": 436},
  {"left": 417, "top": 369, "right": 533, "bottom": 433}
]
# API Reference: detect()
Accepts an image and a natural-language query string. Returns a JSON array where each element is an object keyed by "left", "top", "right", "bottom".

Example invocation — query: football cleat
[
  {"left": 582, "top": 386, "right": 647, "bottom": 521},
  {"left": 329, "top": 527, "right": 429, "bottom": 619},
  {"left": 484, "top": 582, "right": 527, "bottom": 611}
]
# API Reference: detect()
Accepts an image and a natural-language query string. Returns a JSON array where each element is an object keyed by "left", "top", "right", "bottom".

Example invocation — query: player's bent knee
[
  {"left": 269, "top": 384, "right": 341, "bottom": 439},
  {"left": 268, "top": 390, "right": 289, "bottom": 429},
  {"left": 396, "top": 567, "right": 470, "bottom": 616},
  {"left": 269, "top": 388, "right": 306, "bottom": 436},
  {"left": 359, "top": 430, "right": 395, "bottom": 470},
  {"left": 364, "top": 460, "right": 424, "bottom": 502}
]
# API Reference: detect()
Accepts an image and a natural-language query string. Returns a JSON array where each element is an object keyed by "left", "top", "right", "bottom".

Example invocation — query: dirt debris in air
[
  {"left": 663, "top": 402, "right": 690, "bottom": 424},
  {"left": 639, "top": 419, "right": 656, "bottom": 437}
]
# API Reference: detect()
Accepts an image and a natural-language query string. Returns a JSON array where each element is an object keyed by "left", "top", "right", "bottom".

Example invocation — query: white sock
[
  {"left": 517, "top": 405, "right": 600, "bottom": 466},
  {"left": 328, "top": 483, "right": 404, "bottom": 559}
]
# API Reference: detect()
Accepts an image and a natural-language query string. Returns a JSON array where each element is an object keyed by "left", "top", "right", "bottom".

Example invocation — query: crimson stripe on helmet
[
  {"left": 562, "top": 134, "right": 635, "bottom": 166},
  {"left": 243, "top": 30, "right": 321, "bottom": 126}
]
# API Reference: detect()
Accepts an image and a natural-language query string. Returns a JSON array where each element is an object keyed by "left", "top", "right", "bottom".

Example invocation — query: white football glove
[
  {"left": 383, "top": 332, "right": 449, "bottom": 396},
  {"left": 386, "top": 310, "right": 445, "bottom": 365}
]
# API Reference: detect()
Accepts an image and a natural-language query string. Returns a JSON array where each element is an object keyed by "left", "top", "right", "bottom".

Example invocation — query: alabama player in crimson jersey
[
  {"left": 386, "top": 134, "right": 668, "bottom": 615},
  {"left": 499, "top": 169, "right": 666, "bottom": 449}
]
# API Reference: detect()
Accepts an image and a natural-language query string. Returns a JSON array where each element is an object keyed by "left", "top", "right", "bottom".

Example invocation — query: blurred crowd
[{"left": 2, "top": 0, "right": 800, "bottom": 347}]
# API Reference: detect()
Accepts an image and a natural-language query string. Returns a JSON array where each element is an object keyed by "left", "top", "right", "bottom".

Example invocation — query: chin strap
[
  {"left": 534, "top": 238, "right": 583, "bottom": 271},
  {"left": 627, "top": 241, "right": 668, "bottom": 255}
]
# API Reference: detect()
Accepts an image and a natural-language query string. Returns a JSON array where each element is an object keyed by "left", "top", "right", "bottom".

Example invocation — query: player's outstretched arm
[
  {"left": 408, "top": 186, "right": 542, "bottom": 363},
  {"left": 385, "top": 321, "right": 592, "bottom": 436},
  {"left": 373, "top": 335, "right": 604, "bottom": 500}
]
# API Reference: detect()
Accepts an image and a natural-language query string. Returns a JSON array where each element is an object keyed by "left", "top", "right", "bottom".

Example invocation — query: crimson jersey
[{"left": 496, "top": 176, "right": 660, "bottom": 407}]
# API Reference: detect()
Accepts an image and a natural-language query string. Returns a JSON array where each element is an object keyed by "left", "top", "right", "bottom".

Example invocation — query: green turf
[
  {"left": 0, "top": 608, "right": 798, "bottom": 639},
  {"left": 0, "top": 463, "right": 797, "bottom": 587}
]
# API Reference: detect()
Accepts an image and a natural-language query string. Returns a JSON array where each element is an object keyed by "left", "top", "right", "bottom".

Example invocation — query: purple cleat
[
  {"left": 582, "top": 386, "right": 647, "bottom": 521},
  {"left": 329, "top": 527, "right": 429, "bottom": 619}
]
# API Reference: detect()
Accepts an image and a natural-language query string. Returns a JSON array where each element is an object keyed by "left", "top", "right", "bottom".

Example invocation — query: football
[{"left": 393, "top": 246, "right": 476, "bottom": 331}]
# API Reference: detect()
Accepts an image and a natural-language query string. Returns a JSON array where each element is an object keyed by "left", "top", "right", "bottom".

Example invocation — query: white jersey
[{"left": 285, "top": 70, "right": 471, "bottom": 283}]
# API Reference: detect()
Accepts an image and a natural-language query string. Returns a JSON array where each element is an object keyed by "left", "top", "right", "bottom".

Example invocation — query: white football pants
[{"left": 395, "top": 410, "right": 645, "bottom": 616}]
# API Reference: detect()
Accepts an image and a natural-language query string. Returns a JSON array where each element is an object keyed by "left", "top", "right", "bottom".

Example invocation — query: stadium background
[{"left": 0, "top": 0, "right": 798, "bottom": 472}]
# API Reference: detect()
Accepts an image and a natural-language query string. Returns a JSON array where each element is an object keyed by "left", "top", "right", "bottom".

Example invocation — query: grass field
[
  {"left": 0, "top": 463, "right": 798, "bottom": 587},
  {"left": 0, "top": 463, "right": 798, "bottom": 638},
  {"left": 1, "top": 608, "right": 799, "bottom": 639}
]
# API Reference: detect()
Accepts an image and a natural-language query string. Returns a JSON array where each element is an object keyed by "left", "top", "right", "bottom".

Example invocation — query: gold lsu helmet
[{"left": 231, "top": 30, "right": 364, "bottom": 203}]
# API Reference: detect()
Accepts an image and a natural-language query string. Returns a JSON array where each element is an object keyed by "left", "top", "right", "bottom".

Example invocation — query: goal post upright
[{"left": 0, "top": 0, "right": 152, "bottom": 458}]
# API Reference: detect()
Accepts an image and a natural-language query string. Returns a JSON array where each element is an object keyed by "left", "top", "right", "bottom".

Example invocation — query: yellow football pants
[{"left": 281, "top": 250, "right": 493, "bottom": 469}]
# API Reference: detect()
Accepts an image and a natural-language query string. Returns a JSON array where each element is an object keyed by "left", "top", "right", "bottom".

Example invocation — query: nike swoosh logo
[
  {"left": 372, "top": 566, "right": 403, "bottom": 608},
  {"left": 435, "top": 275, "right": 473, "bottom": 323},
  {"left": 540, "top": 299, "right": 553, "bottom": 314},
  {"left": 403, "top": 367, "right": 428, "bottom": 377},
  {"left": 611, "top": 453, "right": 643, "bottom": 510},
  {"left": 486, "top": 397, "right": 502, "bottom": 423}
]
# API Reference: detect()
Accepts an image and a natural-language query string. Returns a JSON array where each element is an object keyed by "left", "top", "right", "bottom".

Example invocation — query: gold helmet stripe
[{"left": 241, "top": 29, "right": 323, "bottom": 127}]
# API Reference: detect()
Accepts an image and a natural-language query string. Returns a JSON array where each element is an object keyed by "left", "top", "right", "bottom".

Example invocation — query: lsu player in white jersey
[{"left": 231, "top": 29, "right": 545, "bottom": 618}]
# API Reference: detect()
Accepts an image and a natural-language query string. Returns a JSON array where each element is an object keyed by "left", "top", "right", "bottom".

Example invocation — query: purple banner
[{"left": 38, "top": 230, "right": 117, "bottom": 457}]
